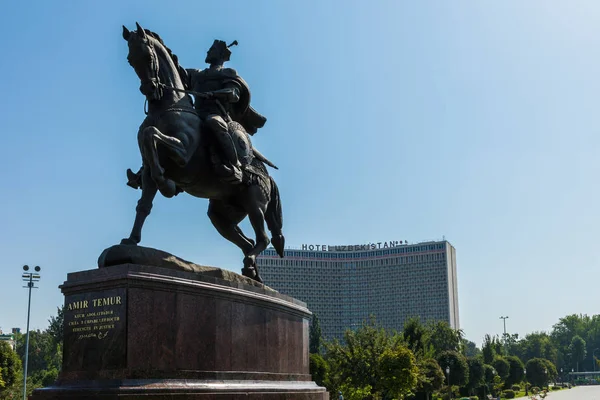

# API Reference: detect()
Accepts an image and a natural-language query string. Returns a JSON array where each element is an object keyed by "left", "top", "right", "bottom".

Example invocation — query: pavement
[{"left": 513, "top": 386, "right": 600, "bottom": 399}]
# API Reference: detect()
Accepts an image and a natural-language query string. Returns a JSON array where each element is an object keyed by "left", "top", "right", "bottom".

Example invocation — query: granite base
[{"left": 31, "top": 263, "right": 327, "bottom": 400}]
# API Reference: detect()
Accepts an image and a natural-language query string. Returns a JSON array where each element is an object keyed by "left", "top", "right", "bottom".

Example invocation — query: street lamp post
[
  {"left": 21, "top": 265, "right": 41, "bottom": 400},
  {"left": 544, "top": 368, "right": 548, "bottom": 391},
  {"left": 499, "top": 316, "right": 509, "bottom": 354},
  {"left": 524, "top": 368, "right": 528, "bottom": 396},
  {"left": 446, "top": 366, "right": 451, "bottom": 399}
]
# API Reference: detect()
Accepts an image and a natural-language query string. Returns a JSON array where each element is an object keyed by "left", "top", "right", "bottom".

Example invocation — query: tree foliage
[
  {"left": 378, "top": 346, "right": 419, "bottom": 399},
  {"left": 483, "top": 364, "right": 496, "bottom": 384},
  {"left": 309, "top": 353, "right": 329, "bottom": 387},
  {"left": 550, "top": 313, "right": 600, "bottom": 372},
  {"left": 465, "top": 357, "right": 484, "bottom": 391},
  {"left": 492, "top": 356, "right": 510, "bottom": 381},
  {"left": 0, "top": 307, "right": 65, "bottom": 396},
  {"left": 525, "top": 358, "right": 552, "bottom": 388},
  {"left": 0, "top": 341, "right": 21, "bottom": 395},
  {"left": 415, "top": 358, "right": 445, "bottom": 397},
  {"left": 47, "top": 306, "right": 64, "bottom": 348},
  {"left": 325, "top": 316, "right": 418, "bottom": 399},
  {"left": 569, "top": 335, "right": 586, "bottom": 371},
  {"left": 436, "top": 350, "right": 469, "bottom": 387},
  {"left": 482, "top": 334, "right": 496, "bottom": 365},
  {"left": 428, "top": 321, "right": 463, "bottom": 356},
  {"left": 504, "top": 355, "right": 524, "bottom": 386},
  {"left": 462, "top": 340, "right": 480, "bottom": 358},
  {"left": 513, "top": 332, "right": 557, "bottom": 365},
  {"left": 403, "top": 317, "right": 429, "bottom": 355},
  {"left": 309, "top": 314, "right": 323, "bottom": 354}
]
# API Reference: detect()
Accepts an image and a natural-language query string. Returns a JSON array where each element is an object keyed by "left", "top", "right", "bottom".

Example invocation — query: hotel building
[{"left": 257, "top": 240, "right": 459, "bottom": 340}]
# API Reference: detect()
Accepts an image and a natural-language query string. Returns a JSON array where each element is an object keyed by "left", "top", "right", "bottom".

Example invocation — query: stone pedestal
[{"left": 32, "top": 263, "right": 328, "bottom": 399}]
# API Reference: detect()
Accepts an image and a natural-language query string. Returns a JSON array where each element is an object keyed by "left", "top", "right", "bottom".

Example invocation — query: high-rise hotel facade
[{"left": 257, "top": 240, "right": 459, "bottom": 341}]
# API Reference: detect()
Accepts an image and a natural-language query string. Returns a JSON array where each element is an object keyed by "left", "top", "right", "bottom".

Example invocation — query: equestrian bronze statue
[{"left": 120, "top": 23, "right": 284, "bottom": 282}]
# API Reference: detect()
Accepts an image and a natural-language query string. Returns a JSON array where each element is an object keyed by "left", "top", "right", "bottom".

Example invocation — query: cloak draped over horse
[{"left": 120, "top": 22, "right": 284, "bottom": 282}]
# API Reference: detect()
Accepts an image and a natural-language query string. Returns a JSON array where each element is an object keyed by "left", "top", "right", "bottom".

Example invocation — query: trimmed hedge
[
  {"left": 502, "top": 389, "right": 515, "bottom": 399},
  {"left": 511, "top": 384, "right": 521, "bottom": 391}
]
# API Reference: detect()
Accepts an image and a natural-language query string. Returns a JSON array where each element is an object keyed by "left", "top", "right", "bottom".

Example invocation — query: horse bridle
[{"left": 137, "top": 38, "right": 162, "bottom": 113}]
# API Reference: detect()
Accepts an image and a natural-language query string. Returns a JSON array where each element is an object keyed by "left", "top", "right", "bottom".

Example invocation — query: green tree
[
  {"left": 465, "top": 357, "right": 484, "bottom": 395},
  {"left": 428, "top": 321, "right": 463, "bottom": 356},
  {"left": 525, "top": 358, "right": 552, "bottom": 388},
  {"left": 436, "top": 350, "right": 469, "bottom": 387},
  {"left": 569, "top": 335, "right": 586, "bottom": 372},
  {"left": 492, "top": 336, "right": 504, "bottom": 357},
  {"left": 492, "top": 356, "right": 510, "bottom": 381},
  {"left": 378, "top": 346, "right": 419, "bottom": 399},
  {"left": 551, "top": 314, "right": 586, "bottom": 371},
  {"left": 504, "top": 355, "right": 525, "bottom": 386},
  {"left": 483, "top": 364, "right": 496, "bottom": 385},
  {"left": 516, "top": 332, "right": 557, "bottom": 364},
  {"left": 414, "top": 358, "right": 445, "bottom": 400},
  {"left": 462, "top": 340, "right": 480, "bottom": 358},
  {"left": 47, "top": 306, "right": 64, "bottom": 348},
  {"left": 325, "top": 316, "right": 416, "bottom": 399},
  {"left": 541, "top": 358, "right": 557, "bottom": 382},
  {"left": 309, "top": 353, "right": 329, "bottom": 388},
  {"left": 309, "top": 314, "right": 323, "bottom": 354},
  {"left": 482, "top": 364, "right": 497, "bottom": 397},
  {"left": 403, "top": 316, "right": 429, "bottom": 355},
  {"left": 505, "top": 333, "right": 520, "bottom": 355},
  {"left": 0, "top": 341, "right": 22, "bottom": 395},
  {"left": 482, "top": 334, "right": 496, "bottom": 365},
  {"left": 15, "top": 330, "right": 60, "bottom": 375}
]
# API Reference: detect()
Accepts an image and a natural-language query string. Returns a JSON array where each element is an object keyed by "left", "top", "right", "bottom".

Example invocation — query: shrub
[
  {"left": 531, "top": 386, "right": 540, "bottom": 393},
  {"left": 470, "top": 397, "right": 478, "bottom": 400},
  {"left": 552, "top": 386, "right": 561, "bottom": 390},
  {"left": 511, "top": 384, "right": 521, "bottom": 391},
  {"left": 503, "top": 389, "right": 515, "bottom": 398}
]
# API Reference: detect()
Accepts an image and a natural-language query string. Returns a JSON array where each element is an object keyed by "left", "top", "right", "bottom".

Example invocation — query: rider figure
[
  {"left": 184, "top": 40, "right": 250, "bottom": 184},
  {"left": 126, "top": 39, "right": 267, "bottom": 189}
]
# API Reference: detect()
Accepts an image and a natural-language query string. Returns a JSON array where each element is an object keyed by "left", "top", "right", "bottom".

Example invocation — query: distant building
[
  {"left": 0, "top": 333, "right": 16, "bottom": 350},
  {"left": 257, "top": 240, "right": 459, "bottom": 341}
]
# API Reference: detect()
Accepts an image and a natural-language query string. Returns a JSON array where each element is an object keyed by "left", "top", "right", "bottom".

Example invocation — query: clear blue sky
[{"left": 1, "top": 1, "right": 598, "bottom": 346}]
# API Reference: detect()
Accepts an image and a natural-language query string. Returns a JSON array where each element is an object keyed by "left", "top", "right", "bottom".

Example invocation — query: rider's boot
[
  {"left": 126, "top": 167, "right": 143, "bottom": 189},
  {"left": 214, "top": 132, "right": 244, "bottom": 184}
]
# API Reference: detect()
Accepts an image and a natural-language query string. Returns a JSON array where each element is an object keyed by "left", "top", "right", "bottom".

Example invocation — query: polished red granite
[{"left": 31, "top": 264, "right": 327, "bottom": 399}]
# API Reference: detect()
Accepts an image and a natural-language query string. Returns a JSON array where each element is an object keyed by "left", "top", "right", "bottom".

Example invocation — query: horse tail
[{"left": 265, "top": 176, "right": 285, "bottom": 258}]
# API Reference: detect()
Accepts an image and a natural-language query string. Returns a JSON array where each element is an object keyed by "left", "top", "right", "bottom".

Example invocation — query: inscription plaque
[{"left": 63, "top": 287, "right": 127, "bottom": 372}]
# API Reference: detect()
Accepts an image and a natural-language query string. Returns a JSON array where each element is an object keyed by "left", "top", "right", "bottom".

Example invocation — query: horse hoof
[
  {"left": 241, "top": 267, "right": 263, "bottom": 284},
  {"left": 241, "top": 267, "right": 254, "bottom": 279},
  {"left": 120, "top": 238, "right": 138, "bottom": 246}
]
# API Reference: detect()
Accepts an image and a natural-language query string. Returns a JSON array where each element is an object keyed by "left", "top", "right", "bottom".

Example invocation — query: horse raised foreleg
[
  {"left": 121, "top": 166, "right": 157, "bottom": 245},
  {"left": 139, "top": 126, "right": 177, "bottom": 198},
  {"left": 152, "top": 130, "right": 189, "bottom": 167}
]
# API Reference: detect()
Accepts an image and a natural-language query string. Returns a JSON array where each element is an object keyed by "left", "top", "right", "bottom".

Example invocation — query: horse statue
[{"left": 120, "top": 23, "right": 284, "bottom": 283}]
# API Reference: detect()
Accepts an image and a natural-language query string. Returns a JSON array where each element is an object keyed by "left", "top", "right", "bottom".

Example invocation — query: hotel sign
[{"left": 301, "top": 241, "right": 407, "bottom": 252}]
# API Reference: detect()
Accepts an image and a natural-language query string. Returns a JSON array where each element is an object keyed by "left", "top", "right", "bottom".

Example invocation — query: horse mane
[{"left": 143, "top": 29, "right": 187, "bottom": 80}]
